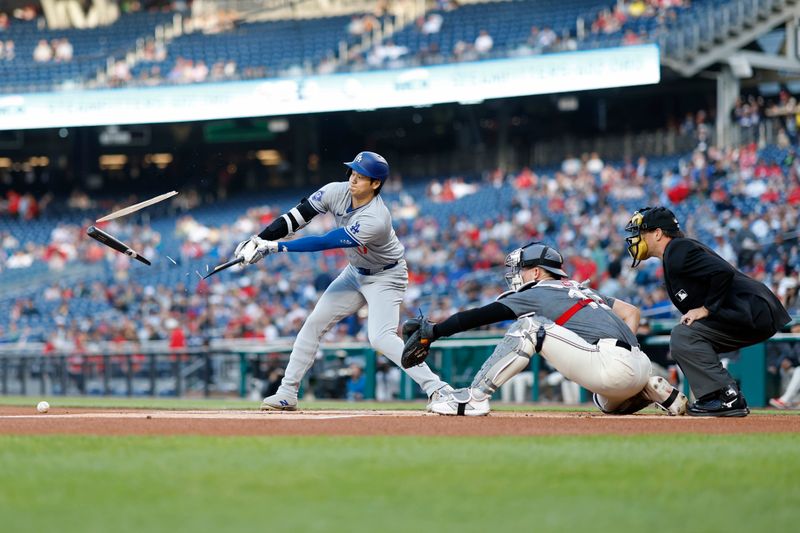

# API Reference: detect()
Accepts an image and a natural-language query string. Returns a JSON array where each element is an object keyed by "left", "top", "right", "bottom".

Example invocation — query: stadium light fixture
[
  {"left": 144, "top": 153, "right": 174, "bottom": 168},
  {"left": 256, "top": 150, "right": 281, "bottom": 166},
  {"left": 99, "top": 154, "right": 127, "bottom": 170},
  {"left": 28, "top": 156, "right": 50, "bottom": 167}
]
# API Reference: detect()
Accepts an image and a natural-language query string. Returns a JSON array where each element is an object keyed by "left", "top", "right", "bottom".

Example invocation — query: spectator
[
  {"left": 770, "top": 352, "right": 800, "bottom": 409},
  {"left": 32, "top": 39, "right": 51, "bottom": 62},
  {"left": 112, "top": 60, "right": 131, "bottom": 85},
  {"left": 54, "top": 38, "right": 73, "bottom": 62},
  {"left": 346, "top": 363, "right": 366, "bottom": 401},
  {"left": 622, "top": 29, "right": 641, "bottom": 46},
  {"left": 474, "top": 29, "right": 493, "bottom": 55},
  {"left": 421, "top": 13, "right": 443, "bottom": 35},
  {"left": 1, "top": 39, "right": 14, "bottom": 61},
  {"left": 223, "top": 60, "right": 237, "bottom": 78},
  {"left": 192, "top": 60, "right": 209, "bottom": 83},
  {"left": 347, "top": 15, "right": 365, "bottom": 36}
]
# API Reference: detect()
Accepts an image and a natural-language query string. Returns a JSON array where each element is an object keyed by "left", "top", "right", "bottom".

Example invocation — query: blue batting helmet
[{"left": 344, "top": 151, "right": 390, "bottom": 182}]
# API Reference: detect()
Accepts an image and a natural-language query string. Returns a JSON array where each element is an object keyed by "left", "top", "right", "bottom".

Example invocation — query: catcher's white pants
[
  {"left": 537, "top": 323, "right": 652, "bottom": 411},
  {"left": 277, "top": 261, "right": 448, "bottom": 398}
]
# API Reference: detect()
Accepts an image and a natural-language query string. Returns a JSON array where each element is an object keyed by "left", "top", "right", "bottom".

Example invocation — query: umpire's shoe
[{"left": 687, "top": 385, "right": 750, "bottom": 417}]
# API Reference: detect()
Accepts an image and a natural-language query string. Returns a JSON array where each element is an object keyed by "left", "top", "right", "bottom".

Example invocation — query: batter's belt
[{"left": 355, "top": 262, "right": 399, "bottom": 275}]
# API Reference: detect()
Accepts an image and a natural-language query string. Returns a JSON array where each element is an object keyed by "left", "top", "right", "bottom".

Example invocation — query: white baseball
[{"left": 36, "top": 401, "right": 50, "bottom": 413}]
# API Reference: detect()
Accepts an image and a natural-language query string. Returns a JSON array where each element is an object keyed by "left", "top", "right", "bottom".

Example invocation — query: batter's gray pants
[
  {"left": 278, "top": 262, "right": 448, "bottom": 398},
  {"left": 670, "top": 321, "right": 770, "bottom": 398}
]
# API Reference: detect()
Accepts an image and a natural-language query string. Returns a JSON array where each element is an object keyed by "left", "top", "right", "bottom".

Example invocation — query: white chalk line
[
  {"left": 0, "top": 410, "right": 689, "bottom": 421},
  {"left": 0, "top": 410, "right": 428, "bottom": 421}
]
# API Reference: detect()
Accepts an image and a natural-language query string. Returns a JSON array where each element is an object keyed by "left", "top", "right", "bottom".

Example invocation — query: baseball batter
[
  {"left": 234, "top": 151, "right": 452, "bottom": 410},
  {"left": 402, "top": 242, "right": 688, "bottom": 416}
]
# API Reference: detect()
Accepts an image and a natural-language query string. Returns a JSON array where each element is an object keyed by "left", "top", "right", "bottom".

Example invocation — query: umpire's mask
[
  {"left": 625, "top": 209, "right": 649, "bottom": 268},
  {"left": 504, "top": 242, "right": 567, "bottom": 291},
  {"left": 625, "top": 206, "right": 681, "bottom": 267}
]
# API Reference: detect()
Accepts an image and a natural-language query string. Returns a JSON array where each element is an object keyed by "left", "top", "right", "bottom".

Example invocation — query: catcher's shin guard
[{"left": 471, "top": 317, "right": 541, "bottom": 398}]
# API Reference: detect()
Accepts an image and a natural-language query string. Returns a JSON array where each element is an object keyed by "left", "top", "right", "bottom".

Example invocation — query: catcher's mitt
[{"left": 401, "top": 317, "right": 437, "bottom": 368}]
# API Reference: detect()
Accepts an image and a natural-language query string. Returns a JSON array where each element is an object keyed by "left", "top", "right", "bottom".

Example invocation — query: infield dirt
[{"left": 1, "top": 406, "right": 797, "bottom": 436}]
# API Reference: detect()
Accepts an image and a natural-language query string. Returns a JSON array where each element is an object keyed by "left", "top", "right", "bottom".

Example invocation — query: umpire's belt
[{"left": 355, "top": 262, "right": 399, "bottom": 276}]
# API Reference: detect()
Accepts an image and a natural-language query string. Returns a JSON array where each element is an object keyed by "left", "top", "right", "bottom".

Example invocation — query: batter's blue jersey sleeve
[{"left": 342, "top": 211, "right": 385, "bottom": 246}]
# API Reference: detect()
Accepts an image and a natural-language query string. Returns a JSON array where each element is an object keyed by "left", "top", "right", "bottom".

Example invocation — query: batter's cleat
[
  {"left": 687, "top": 385, "right": 749, "bottom": 417},
  {"left": 426, "top": 384, "right": 455, "bottom": 412},
  {"left": 644, "top": 376, "right": 688, "bottom": 416},
  {"left": 429, "top": 388, "right": 490, "bottom": 417},
  {"left": 769, "top": 397, "right": 791, "bottom": 410},
  {"left": 260, "top": 393, "right": 298, "bottom": 411}
]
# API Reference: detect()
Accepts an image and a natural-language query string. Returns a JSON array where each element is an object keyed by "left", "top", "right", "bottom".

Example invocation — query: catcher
[{"left": 402, "top": 241, "right": 688, "bottom": 416}]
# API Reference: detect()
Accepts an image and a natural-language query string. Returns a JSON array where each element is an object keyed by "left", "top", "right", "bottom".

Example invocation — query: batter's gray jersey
[
  {"left": 309, "top": 182, "right": 404, "bottom": 269},
  {"left": 498, "top": 279, "right": 639, "bottom": 347}
]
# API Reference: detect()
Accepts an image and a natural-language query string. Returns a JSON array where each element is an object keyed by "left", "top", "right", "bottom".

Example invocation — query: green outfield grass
[{"left": 0, "top": 433, "right": 798, "bottom": 533}]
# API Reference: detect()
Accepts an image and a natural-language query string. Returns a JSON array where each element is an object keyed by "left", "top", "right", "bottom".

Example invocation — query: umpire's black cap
[{"left": 639, "top": 206, "right": 681, "bottom": 232}]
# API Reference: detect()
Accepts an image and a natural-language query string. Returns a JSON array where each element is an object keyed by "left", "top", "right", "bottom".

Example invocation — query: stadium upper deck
[{"left": 1, "top": 0, "right": 707, "bottom": 94}]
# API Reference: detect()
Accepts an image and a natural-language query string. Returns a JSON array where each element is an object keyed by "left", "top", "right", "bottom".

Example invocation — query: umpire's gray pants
[{"left": 670, "top": 321, "right": 770, "bottom": 398}]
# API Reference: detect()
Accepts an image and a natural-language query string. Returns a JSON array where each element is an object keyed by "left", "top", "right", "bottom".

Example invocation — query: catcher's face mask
[
  {"left": 504, "top": 247, "right": 526, "bottom": 291},
  {"left": 504, "top": 242, "right": 567, "bottom": 290},
  {"left": 625, "top": 210, "right": 649, "bottom": 268}
]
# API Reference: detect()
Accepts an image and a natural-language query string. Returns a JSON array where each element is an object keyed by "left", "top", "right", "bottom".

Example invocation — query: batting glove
[
  {"left": 235, "top": 236, "right": 279, "bottom": 265},
  {"left": 253, "top": 237, "right": 279, "bottom": 259}
]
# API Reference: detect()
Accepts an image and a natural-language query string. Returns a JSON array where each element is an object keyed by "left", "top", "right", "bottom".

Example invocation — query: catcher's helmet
[
  {"left": 344, "top": 151, "right": 390, "bottom": 182},
  {"left": 624, "top": 206, "right": 680, "bottom": 267},
  {"left": 505, "top": 242, "right": 567, "bottom": 290}
]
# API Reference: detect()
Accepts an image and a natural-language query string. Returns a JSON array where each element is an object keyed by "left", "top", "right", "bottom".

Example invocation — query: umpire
[{"left": 625, "top": 206, "right": 791, "bottom": 417}]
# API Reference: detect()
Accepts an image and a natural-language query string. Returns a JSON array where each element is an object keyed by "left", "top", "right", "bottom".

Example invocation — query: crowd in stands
[
  {"left": 3, "top": 131, "right": 800, "bottom": 402},
  {"left": 4, "top": 0, "right": 754, "bottom": 95},
  {"left": 4, "top": 0, "right": 783, "bottom": 94},
  {"left": 3, "top": 140, "right": 800, "bottom": 340},
  {"left": 32, "top": 37, "right": 73, "bottom": 62},
  {"left": 3, "top": 0, "right": 680, "bottom": 92}
]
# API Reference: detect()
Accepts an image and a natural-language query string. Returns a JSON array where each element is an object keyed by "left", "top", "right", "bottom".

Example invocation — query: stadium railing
[{"left": 2, "top": 333, "right": 796, "bottom": 407}]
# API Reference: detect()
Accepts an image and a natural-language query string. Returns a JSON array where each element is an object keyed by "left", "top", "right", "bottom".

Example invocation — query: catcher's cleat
[
  {"left": 429, "top": 388, "right": 490, "bottom": 417},
  {"left": 260, "top": 393, "right": 298, "bottom": 411},
  {"left": 645, "top": 376, "right": 688, "bottom": 416}
]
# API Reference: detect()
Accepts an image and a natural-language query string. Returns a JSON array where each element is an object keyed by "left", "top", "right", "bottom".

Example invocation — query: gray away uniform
[
  {"left": 490, "top": 279, "right": 652, "bottom": 410},
  {"left": 277, "top": 182, "right": 448, "bottom": 398}
]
